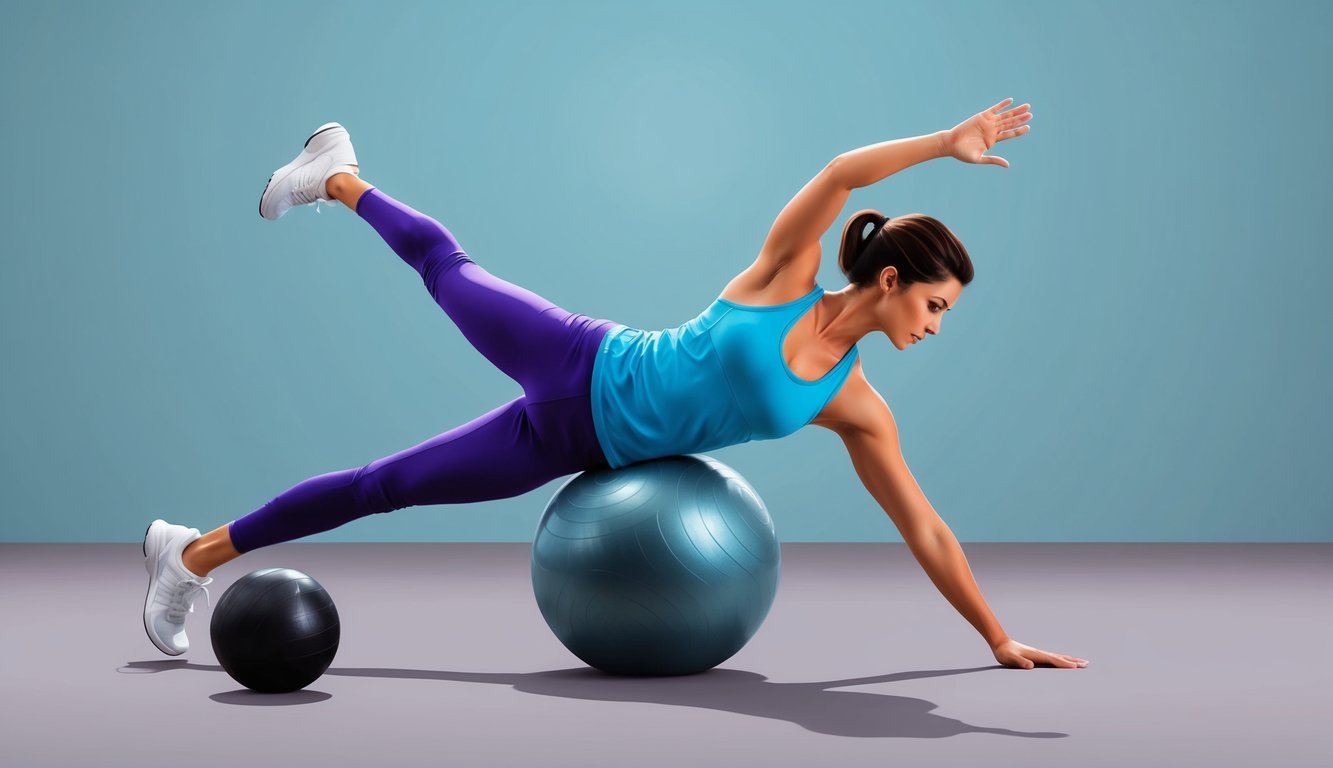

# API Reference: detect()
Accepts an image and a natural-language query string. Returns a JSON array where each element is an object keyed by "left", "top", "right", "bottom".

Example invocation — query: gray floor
[{"left": 1, "top": 543, "right": 1328, "bottom": 767}]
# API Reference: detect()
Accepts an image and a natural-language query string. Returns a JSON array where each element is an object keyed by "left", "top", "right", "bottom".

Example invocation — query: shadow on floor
[{"left": 120, "top": 659, "right": 1067, "bottom": 739}]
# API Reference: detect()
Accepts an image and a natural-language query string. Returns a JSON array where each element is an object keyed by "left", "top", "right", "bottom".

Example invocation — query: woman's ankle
[
  {"left": 180, "top": 543, "right": 210, "bottom": 578},
  {"left": 181, "top": 524, "right": 241, "bottom": 577},
  {"left": 326, "top": 169, "right": 370, "bottom": 208}
]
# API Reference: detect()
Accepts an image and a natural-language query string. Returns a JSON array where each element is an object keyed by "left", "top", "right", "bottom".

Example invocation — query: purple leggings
[{"left": 227, "top": 187, "right": 619, "bottom": 554}]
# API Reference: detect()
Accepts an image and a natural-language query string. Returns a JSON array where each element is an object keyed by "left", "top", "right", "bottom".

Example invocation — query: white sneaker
[
  {"left": 142, "top": 519, "right": 214, "bottom": 656},
  {"left": 258, "top": 122, "right": 359, "bottom": 221}
]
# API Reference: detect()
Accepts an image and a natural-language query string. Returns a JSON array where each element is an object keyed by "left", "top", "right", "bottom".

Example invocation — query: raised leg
[
  {"left": 326, "top": 169, "right": 372, "bottom": 211},
  {"left": 351, "top": 186, "right": 617, "bottom": 400}
]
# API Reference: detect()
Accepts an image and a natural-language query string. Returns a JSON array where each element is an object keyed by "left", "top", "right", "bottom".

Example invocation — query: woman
[{"left": 144, "top": 98, "right": 1088, "bottom": 671}]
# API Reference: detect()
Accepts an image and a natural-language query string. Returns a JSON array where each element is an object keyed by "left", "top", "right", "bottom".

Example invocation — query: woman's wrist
[{"left": 934, "top": 130, "right": 952, "bottom": 160}]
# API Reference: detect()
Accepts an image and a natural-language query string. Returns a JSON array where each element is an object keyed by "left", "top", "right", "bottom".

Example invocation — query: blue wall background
[{"left": 2, "top": 0, "right": 1328, "bottom": 543}]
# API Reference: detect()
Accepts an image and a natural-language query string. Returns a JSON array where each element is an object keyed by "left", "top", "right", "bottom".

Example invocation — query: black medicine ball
[{"left": 209, "top": 567, "right": 340, "bottom": 693}]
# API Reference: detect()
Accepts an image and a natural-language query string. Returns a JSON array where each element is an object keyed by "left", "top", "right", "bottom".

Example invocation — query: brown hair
[{"left": 837, "top": 209, "right": 974, "bottom": 290}]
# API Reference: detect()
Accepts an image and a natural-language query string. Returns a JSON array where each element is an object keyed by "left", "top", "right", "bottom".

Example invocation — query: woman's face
[{"left": 877, "top": 268, "right": 963, "bottom": 351}]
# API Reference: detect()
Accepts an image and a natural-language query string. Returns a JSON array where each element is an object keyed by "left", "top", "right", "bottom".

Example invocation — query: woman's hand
[
  {"left": 942, "top": 98, "right": 1033, "bottom": 168},
  {"left": 992, "top": 639, "right": 1089, "bottom": 670}
]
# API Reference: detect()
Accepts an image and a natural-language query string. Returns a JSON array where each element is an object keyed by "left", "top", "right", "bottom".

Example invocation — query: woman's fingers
[
  {"left": 998, "top": 640, "right": 1089, "bottom": 669},
  {"left": 1052, "top": 654, "right": 1088, "bottom": 667},
  {"left": 992, "top": 106, "right": 1029, "bottom": 128},
  {"left": 988, "top": 97, "right": 1015, "bottom": 113},
  {"left": 994, "top": 112, "right": 1031, "bottom": 136},
  {"left": 995, "top": 108, "right": 1033, "bottom": 141},
  {"left": 1025, "top": 649, "right": 1087, "bottom": 668}
]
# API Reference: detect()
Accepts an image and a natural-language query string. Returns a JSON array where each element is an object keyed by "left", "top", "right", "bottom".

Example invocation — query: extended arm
[
  {"left": 838, "top": 97, "right": 1033, "bottom": 187},
  {"left": 905, "top": 520, "right": 1010, "bottom": 648},
  {"left": 757, "top": 99, "right": 1032, "bottom": 271},
  {"left": 836, "top": 381, "right": 1088, "bottom": 669},
  {"left": 755, "top": 132, "right": 946, "bottom": 269},
  {"left": 837, "top": 414, "right": 1009, "bottom": 650},
  {"left": 831, "top": 131, "right": 950, "bottom": 191}
]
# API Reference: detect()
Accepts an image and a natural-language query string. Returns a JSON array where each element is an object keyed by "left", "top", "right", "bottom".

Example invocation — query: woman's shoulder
[{"left": 809, "top": 358, "right": 879, "bottom": 433}]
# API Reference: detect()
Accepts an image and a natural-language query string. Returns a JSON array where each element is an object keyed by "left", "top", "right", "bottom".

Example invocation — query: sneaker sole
[{"left": 258, "top": 122, "right": 346, "bottom": 220}]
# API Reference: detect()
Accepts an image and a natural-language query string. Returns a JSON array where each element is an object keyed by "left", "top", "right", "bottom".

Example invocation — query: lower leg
[
  {"left": 189, "top": 463, "right": 406, "bottom": 576},
  {"left": 181, "top": 466, "right": 385, "bottom": 578},
  {"left": 197, "top": 399, "right": 576, "bottom": 575},
  {"left": 181, "top": 524, "right": 240, "bottom": 578},
  {"left": 326, "top": 169, "right": 372, "bottom": 211}
]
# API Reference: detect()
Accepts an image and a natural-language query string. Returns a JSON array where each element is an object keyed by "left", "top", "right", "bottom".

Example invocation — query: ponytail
[{"left": 837, "top": 208, "right": 974, "bottom": 289}]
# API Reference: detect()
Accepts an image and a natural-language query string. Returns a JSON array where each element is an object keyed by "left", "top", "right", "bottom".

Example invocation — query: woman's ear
[{"left": 878, "top": 266, "right": 899, "bottom": 294}]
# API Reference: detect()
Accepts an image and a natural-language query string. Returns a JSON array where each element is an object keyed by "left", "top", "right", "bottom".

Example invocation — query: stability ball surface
[
  {"left": 210, "top": 567, "right": 340, "bottom": 693},
  {"left": 532, "top": 454, "right": 780, "bottom": 676}
]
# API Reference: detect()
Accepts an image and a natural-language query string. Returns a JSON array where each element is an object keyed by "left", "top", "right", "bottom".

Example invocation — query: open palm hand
[
  {"left": 993, "top": 638, "right": 1089, "bottom": 670},
  {"left": 944, "top": 98, "right": 1033, "bottom": 168}
]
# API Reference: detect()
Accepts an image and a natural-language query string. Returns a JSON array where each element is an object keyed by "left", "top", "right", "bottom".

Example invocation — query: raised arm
[
  {"left": 754, "top": 132, "right": 947, "bottom": 279},
  {"left": 754, "top": 160, "right": 846, "bottom": 275},
  {"left": 755, "top": 98, "right": 1034, "bottom": 278}
]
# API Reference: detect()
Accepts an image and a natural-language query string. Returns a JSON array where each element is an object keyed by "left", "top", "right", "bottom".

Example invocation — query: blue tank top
[{"left": 589, "top": 285, "right": 860, "bottom": 469}]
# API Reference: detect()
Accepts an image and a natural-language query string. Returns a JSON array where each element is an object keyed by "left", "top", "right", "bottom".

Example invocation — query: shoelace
[
  {"left": 291, "top": 161, "right": 345, "bottom": 214},
  {"left": 291, "top": 176, "right": 326, "bottom": 208},
  {"left": 298, "top": 190, "right": 335, "bottom": 215},
  {"left": 289, "top": 156, "right": 333, "bottom": 212},
  {"left": 165, "top": 577, "right": 213, "bottom": 624}
]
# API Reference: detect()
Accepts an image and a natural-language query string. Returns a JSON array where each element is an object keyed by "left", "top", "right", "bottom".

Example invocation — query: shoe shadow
[{"left": 120, "top": 660, "right": 1066, "bottom": 738}]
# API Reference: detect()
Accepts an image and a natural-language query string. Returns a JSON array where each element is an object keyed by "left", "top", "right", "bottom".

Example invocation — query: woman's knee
[
  {"left": 349, "top": 464, "right": 410, "bottom": 517},
  {"left": 421, "top": 244, "right": 471, "bottom": 297}
]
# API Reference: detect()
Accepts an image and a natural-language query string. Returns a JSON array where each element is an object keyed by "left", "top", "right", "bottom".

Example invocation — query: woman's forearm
[
  {"left": 905, "top": 526, "right": 1010, "bottom": 649},
  {"left": 832, "top": 131, "right": 950, "bottom": 190}
]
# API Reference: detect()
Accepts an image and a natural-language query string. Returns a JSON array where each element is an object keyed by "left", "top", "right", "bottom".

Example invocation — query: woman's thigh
[
  {"left": 356, "top": 395, "right": 606, "bottom": 513},
  {"left": 420, "top": 252, "right": 618, "bottom": 401}
]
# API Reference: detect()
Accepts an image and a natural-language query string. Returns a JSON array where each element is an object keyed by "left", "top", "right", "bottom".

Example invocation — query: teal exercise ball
[{"left": 531, "top": 454, "right": 780, "bottom": 676}]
